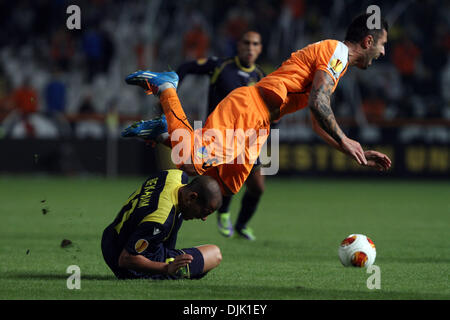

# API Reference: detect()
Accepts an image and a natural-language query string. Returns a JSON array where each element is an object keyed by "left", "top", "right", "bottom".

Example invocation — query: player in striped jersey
[{"left": 101, "top": 169, "right": 223, "bottom": 279}]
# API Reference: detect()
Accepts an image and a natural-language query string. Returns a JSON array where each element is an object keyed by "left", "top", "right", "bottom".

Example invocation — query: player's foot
[
  {"left": 121, "top": 116, "right": 168, "bottom": 141},
  {"left": 217, "top": 212, "right": 233, "bottom": 237},
  {"left": 235, "top": 226, "right": 256, "bottom": 241},
  {"left": 125, "top": 70, "right": 179, "bottom": 95}
]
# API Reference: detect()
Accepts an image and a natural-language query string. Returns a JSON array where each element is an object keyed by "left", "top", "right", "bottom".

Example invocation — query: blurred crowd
[{"left": 0, "top": 0, "right": 449, "bottom": 142}]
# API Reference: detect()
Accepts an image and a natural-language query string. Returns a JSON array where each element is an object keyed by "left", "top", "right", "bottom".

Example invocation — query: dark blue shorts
[{"left": 101, "top": 226, "right": 205, "bottom": 280}]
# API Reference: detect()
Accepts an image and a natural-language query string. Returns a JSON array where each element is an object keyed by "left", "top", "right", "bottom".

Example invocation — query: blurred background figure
[
  {"left": 44, "top": 68, "right": 72, "bottom": 138},
  {"left": 5, "top": 77, "right": 39, "bottom": 138}
]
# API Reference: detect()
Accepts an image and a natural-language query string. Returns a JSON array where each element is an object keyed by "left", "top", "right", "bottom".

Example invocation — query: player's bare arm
[
  {"left": 310, "top": 108, "right": 366, "bottom": 158},
  {"left": 311, "top": 113, "right": 391, "bottom": 171},
  {"left": 308, "top": 70, "right": 344, "bottom": 143},
  {"left": 308, "top": 70, "right": 367, "bottom": 165},
  {"left": 118, "top": 248, "right": 193, "bottom": 276},
  {"left": 310, "top": 109, "right": 343, "bottom": 152}
]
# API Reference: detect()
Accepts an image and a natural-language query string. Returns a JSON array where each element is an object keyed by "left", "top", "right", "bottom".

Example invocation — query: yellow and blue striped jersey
[{"left": 109, "top": 169, "right": 189, "bottom": 256}]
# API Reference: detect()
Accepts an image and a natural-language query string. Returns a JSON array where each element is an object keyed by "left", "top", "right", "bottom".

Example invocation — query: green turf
[{"left": 0, "top": 175, "right": 448, "bottom": 300}]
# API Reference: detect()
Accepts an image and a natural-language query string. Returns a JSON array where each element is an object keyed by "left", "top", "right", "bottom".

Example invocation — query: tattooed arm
[
  {"left": 308, "top": 70, "right": 345, "bottom": 143},
  {"left": 310, "top": 108, "right": 343, "bottom": 152},
  {"left": 308, "top": 70, "right": 367, "bottom": 165}
]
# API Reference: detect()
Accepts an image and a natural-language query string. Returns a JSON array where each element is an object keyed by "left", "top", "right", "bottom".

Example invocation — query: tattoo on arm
[{"left": 308, "top": 71, "right": 344, "bottom": 143}]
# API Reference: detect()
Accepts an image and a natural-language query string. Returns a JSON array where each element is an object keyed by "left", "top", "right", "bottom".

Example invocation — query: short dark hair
[
  {"left": 186, "top": 175, "right": 222, "bottom": 207},
  {"left": 345, "top": 13, "right": 389, "bottom": 44},
  {"left": 239, "top": 30, "right": 261, "bottom": 42}
]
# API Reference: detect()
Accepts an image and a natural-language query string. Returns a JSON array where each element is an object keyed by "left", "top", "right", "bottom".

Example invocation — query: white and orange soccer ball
[{"left": 338, "top": 234, "right": 376, "bottom": 267}]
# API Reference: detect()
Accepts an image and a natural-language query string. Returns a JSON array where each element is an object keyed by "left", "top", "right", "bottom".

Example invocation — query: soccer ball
[{"left": 338, "top": 234, "right": 376, "bottom": 267}]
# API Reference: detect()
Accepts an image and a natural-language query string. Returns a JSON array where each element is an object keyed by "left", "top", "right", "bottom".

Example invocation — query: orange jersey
[
  {"left": 255, "top": 39, "right": 349, "bottom": 119},
  {"left": 160, "top": 86, "right": 270, "bottom": 195}
]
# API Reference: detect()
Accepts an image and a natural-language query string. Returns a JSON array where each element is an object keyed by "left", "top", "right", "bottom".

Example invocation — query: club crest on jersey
[
  {"left": 135, "top": 239, "right": 149, "bottom": 253},
  {"left": 196, "top": 146, "right": 208, "bottom": 159},
  {"left": 330, "top": 58, "right": 344, "bottom": 74}
]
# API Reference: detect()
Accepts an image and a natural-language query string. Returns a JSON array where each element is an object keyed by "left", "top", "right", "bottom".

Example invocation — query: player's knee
[
  {"left": 215, "top": 246, "right": 222, "bottom": 266},
  {"left": 201, "top": 244, "right": 222, "bottom": 271},
  {"left": 247, "top": 181, "right": 265, "bottom": 197},
  {"left": 210, "top": 245, "right": 222, "bottom": 267},
  {"left": 246, "top": 169, "right": 265, "bottom": 196}
]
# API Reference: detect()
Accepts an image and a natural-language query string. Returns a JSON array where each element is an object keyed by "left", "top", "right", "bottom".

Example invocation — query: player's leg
[
  {"left": 123, "top": 71, "right": 237, "bottom": 179},
  {"left": 160, "top": 84, "right": 271, "bottom": 181},
  {"left": 158, "top": 88, "right": 204, "bottom": 176},
  {"left": 124, "top": 71, "right": 199, "bottom": 174},
  {"left": 235, "top": 166, "right": 265, "bottom": 241},
  {"left": 124, "top": 70, "right": 192, "bottom": 141},
  {"left": 216, "top": 196, "right": 234, "bottom": 237},
  {"left": 124, "top": 74, "right": 270, "bottom": 195},
  {"left": 195, "top": 244, "right": 222, "bottom": 273},
  {"left": 173, "top": 245, "right": 222, "bottom": 279}
]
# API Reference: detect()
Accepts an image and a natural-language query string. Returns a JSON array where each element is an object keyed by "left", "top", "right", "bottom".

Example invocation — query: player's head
[
  {"left": 237, "top": 31, "right": 262, "bottom": 67},
  {"left": 345, "top": 13, "right": 389, "bottom": 69},
  {"left": 179, "top": 176, "right": 223, "bottom": 221}
]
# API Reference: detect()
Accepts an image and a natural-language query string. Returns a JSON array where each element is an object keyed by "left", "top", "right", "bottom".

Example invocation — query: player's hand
[
  {"left": 340, "top": 136, "right": 367, "bottom": 165},
  {"left": 363, "top": 150, "right": 392, "bottom": 171},
  {"left": 166, "top": 254, "right": 193, "bottom": 276}
]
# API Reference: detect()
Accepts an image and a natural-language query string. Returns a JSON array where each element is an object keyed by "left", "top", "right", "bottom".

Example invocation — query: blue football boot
[
  {"left": 125, "top": 70, "right": 179, "bottom": 95},
  {"left": 121, "top": 115, "right": 168, "bottom": 141}
]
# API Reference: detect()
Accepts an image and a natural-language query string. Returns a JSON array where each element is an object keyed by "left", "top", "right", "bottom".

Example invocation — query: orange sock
[
  {"left": 159, "top": 88, "right": 193, "bottom": 136},
  {"left": 159, "top": 88, "right": 194, "bottom": 166}
]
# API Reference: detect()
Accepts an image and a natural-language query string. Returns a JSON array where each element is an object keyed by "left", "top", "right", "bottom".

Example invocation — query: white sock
[
  {"left": 156, "top": 132, "right": 169, "bottom": 143},
  {"left": 157, "top": 82, "right": 176, "bottom": 95}
]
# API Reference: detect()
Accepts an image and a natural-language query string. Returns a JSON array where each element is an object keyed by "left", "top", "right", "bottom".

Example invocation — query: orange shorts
[{"left": 160, "top": 86, "right": 271, "bottom": 194}]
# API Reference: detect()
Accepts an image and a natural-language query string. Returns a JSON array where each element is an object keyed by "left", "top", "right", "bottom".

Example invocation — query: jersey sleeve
[
  {"left": 124, "top": 222, "right": 166, "bottom": 256},
  {"left": 315, "top": 40, "right": 349, "bottom": 88},
  {"left": 177, "top": 57, "right": 220, "bottom": 83}
]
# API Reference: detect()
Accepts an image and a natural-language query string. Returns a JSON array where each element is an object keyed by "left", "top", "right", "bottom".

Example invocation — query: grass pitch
[{"left": 0, "top": 175, "right": 448, "bottom": 300}]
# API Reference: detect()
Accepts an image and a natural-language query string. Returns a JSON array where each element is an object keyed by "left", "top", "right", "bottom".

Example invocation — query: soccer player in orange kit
[
  {"left": 176, "top": 31, "right": 266, "bottom": 240},
  {"left": 122, "top": 13, "right": 392, "bottom": 196}
]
